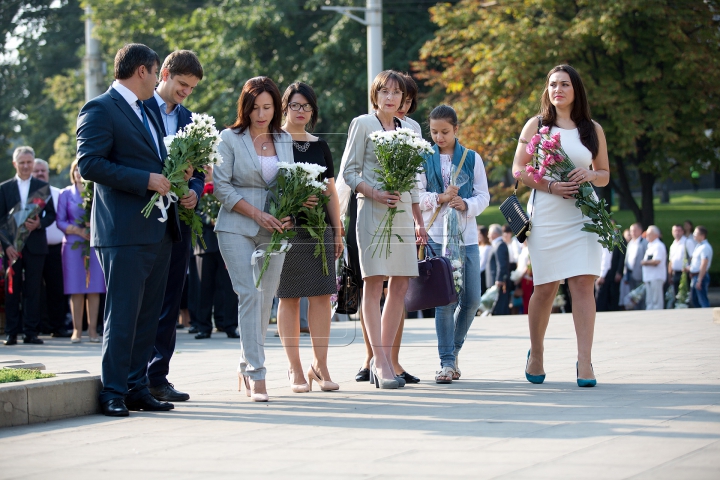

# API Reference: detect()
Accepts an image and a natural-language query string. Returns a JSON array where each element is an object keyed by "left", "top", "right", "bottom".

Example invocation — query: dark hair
[
  {"left": 684, "top": 220, "right": 694, "bottom": 230},
  {"left": 477, "top": 225, "right": 490, "bottom": 246},
  {"left": 696, "top": 225, "right": 707, "bottom": 237},
  {"left": 114, "top": 43, "right": 160, "bottom": 80},
  {"left": 429, "top": 104, "right": 458, "bottom": 127},
  {"left": 228, "top": 76, "right": 283, "bottom": 136},
  {"left": 370, "top": 70, "right": 407, "bottom": 110},
  {"left": 282, "top": 82, "right": 319, "bottom": 131},
  {"left": 502, "top": 224, "right": 513, "bottom": 234},
  {"left": 161, "top": 50, "right": 203, "bottom": 80},
  {"left": 400, "top": 73, "right": 418, "bottom": 115},
  {"left": 539, "top": 64, "right": 598, "bottom": 158}
]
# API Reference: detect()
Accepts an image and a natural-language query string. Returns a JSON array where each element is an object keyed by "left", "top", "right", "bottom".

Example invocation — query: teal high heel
[
  {"left": 525, "top": 350, "right": 545, "bottom": 384},
  {"left": 576, "top": 362, "right": 597, "bottom": 388}
]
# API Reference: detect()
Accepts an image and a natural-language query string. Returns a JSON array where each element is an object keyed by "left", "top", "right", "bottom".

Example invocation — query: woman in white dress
[{"left": 512, "top": 65, "right": 609, "bottom": 387}]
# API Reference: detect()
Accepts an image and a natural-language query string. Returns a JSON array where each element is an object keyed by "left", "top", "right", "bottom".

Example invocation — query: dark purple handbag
[{"left": 405, "top": 244, "right": 458, "bottom": 311}]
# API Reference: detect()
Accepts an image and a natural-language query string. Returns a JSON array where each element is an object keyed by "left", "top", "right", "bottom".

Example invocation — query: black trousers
[
  {"left": 5, "top": 252, "right": 45, "bottom": 337},
  {"left": 40, "top": 243, "right": 68, "bottom": 333},
  {"left": 147, "top": 232, "right": 192, "bottom": 387},
  {"left": 96, "top": 231, "right": 172, "bottom": 403},
  {"left": 195, "top": 251, "right": 237, "bottom": 334}
]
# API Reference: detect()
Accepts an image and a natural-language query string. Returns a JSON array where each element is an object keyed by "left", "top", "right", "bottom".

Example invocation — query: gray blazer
[{"left": 213, "top": 128, "right": 294, "bottom": 237}]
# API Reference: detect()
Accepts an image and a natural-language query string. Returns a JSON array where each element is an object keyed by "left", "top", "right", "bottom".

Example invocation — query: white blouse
[{"left": 259, "top": 155, "right": 279, "bottom": 184}]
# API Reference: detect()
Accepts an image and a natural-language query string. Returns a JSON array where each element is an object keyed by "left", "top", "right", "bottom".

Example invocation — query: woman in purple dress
[{"left": 56, "top": 160, "right": 105, "bottom": 343}]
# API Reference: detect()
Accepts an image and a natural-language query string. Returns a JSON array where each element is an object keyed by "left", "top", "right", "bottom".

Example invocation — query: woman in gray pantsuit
[{"left": 213, "top": 77, "right": 294, "bottom": 402}]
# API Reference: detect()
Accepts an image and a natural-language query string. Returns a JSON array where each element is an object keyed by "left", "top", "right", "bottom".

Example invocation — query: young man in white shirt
[
  {"left": 687, "top": 226, "right": 713, "bottom": 308},
  {"left": 667, "top": 224, "right": 687, "bottom": 301},
  {"left": 641, "top": 225, "right": 667, "bottom": 310}
]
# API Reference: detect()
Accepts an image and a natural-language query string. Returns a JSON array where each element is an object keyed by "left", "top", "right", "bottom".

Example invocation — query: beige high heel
[
  {"left": 239, "top": 373, "right": 269, "bottom": 402},
  {"left": 307, "top": 366, "right": 339, "bottom": 392},
  {"left": 288, "top": 370, "right": 310, "bottom": 393}
]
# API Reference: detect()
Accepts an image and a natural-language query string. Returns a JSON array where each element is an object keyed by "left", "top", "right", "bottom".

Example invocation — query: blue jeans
[
  {"left": 427, "top": 240, "right": 482, "bottom": 368},
  {"left": 690, "top": 274, "right": 710, "bottom": 308}
]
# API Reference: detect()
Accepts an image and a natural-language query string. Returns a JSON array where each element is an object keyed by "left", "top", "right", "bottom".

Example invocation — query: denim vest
[{"left": 423, "top": 140, "right": 475, "bottom": 198}]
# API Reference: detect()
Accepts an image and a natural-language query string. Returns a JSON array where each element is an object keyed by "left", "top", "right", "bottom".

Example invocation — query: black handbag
[
  {"left": 405, "top": 244, "right": 458, "bottom": 312},
  {"left": 499, "top": 183, "right": 532, "bottom": 242},
  {"left": 335, "top": 252, "right": 359, "bottom": 315}
]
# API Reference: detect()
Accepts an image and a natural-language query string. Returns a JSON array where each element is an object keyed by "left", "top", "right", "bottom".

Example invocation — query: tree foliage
[{"left": 415, "top": 0, "right": 720, "bottom": 226}]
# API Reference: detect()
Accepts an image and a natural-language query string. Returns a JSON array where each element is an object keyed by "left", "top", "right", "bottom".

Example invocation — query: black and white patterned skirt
[{"left": 276, "top": 226, "right": 338, "bottom": 298}]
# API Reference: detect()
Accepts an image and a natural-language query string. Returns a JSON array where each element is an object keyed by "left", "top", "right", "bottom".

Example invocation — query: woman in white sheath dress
[{"left": 512, "top": 64, "right": 610, "bottom": 387}]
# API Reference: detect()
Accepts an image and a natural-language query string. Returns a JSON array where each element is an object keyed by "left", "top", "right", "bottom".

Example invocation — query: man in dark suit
[
  {"left": 1, "top": 146, "right": 56, "bottom": 345},
  {"left": 596, "top": 244, "right": 625, "bottom": 311},
  {"left": 77, "top": 43, "right": 180, "bottom": 417},
  {"left": 486, "top": 224, "right": 510, "bottom": 316},
  {"left": 143, "top": 50, "right": 207, "bottom": 403}
]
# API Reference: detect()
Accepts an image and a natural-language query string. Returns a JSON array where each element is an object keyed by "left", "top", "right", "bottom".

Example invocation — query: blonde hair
[{"left": 69, "top": 160, "right": 80, "bottom": 183}]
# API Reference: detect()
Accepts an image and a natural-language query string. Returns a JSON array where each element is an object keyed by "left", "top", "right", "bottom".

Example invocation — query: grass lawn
[
  {"left": 0, "top": 368, "right": 55, "bottom": 384},
  {"left": 477, "top": 189, "right": 720, "bottom": 282}
]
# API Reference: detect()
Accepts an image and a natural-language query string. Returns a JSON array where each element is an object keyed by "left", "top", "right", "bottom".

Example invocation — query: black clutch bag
[
  {"left": 499, "top": 181, "right": 532, "bottom": 243},
  {"left": 335, "top": 254, "right": 359, "bottom": 315}
]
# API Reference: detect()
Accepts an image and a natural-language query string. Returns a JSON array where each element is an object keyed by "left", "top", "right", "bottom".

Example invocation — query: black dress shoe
[
  {"left": 226, "top": 328, "right": 239, "bottom": 339},
  {"left": 195, "top": 331, "right": 211, "bottom": 339},
  {"left": 398, "top": 371, "right": 420, "bottom": 384},
  {"left": 149, "top": 383, "right": 190, "bottom": 402},
  {"left": 23, "top": 336, "right": 44, "bottom": 344},
  {"left": 101, "top": 398, "right": 129, "bottom": 417},
  {"left": 355, "top": 368, "right": 370, "bottom": 382},
  {"left": 176, "top": 324, "right": 185, "bottom": 330},
  {"left": 4, "top": 335, "right": 17, "bottom": 346},
  {"left": 51, "top": 329, "right": 72, "bottom": 338},
  {"left": 188, "top": 327, "right": 199, "bottom": 334},
  {"left": 125, "top": 394, "right": 174, "bottom": 411}
]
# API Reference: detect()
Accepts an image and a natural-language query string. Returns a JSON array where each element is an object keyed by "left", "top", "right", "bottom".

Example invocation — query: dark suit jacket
[
  {"left": 486, "top": 238, "right": 509, "bottom": 286},
  {"left": 0, "top": 177, "right": 56, "bottom": 255},
  {"left": 76, "top": 86, "right": 180, "bottom": 247},
  {"left": 144, "top": 96, "right": 205, "bottom": 206}
]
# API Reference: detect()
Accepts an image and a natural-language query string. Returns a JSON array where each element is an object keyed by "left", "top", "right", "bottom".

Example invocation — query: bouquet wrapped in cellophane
[
  {"left": 141, "top": 113, "right": 223, "bottom": 249},
  {"left": 443, "top": 165, "right": 469, "bottom": 294},
  {"left": 70, "top": 181, "right": 93, "bottom": 287},
  {"left": 253, "top": 162, "right": 329, "bottom": 288},
  {"left": 368, "top": 127, "right": 433, "bottom": 258},
  {"left": 519, "top": 126, "right": 624, "bottom": 252},
  {"left": 198, "top": 183, "right": 221, "bottom": 224}
]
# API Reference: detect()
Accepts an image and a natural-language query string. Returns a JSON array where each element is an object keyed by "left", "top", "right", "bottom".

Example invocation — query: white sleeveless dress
[{"left": 527, "top": 127, "right": 602, "bottom": 285}]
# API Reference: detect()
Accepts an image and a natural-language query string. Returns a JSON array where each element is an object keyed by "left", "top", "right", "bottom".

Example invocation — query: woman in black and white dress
[{"left": 276, "top": 82, "right": 343, "bottom": 393}]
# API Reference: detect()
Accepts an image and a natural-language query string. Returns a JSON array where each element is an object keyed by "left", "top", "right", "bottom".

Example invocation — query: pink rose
[
  {"left": 542, "top": 156, "right": 552, "bottom": 167},
  {"left": 539, "top": 126, "right": 550, "bottom": 134},
  {"left": 525, "top": 164, "right": 536, "bottom": 174},
  {"left": 525, "top": 142, "right": 536, "bottom": 155},
  {"left": 542, "top": 140, "right": 556, "bottom": 151},
  {"left": 531, "top": 134, "right": 542, "bottom": 145},
  {"left": 552, "top": 132, "right": 561, "bottom": 143},
  {"left": 513, "top": 170, "right": 522, "bottom": 179},
  {"left": 537, "top": 166, "right": 546, "bottom": 178}
]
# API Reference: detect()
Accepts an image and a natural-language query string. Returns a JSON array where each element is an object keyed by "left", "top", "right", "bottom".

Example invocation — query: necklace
[
  {"left": 375, "top": 112, "right": 399, "bottom": 132},
  {"left": 293, "top": 140, "right": 310, "bottom": 152}
]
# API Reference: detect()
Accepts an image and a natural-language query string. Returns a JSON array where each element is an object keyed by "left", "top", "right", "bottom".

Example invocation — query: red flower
[
  {"left": 202, "top": 183, "right": 214, "bottom": 196},
  {"left": 31, "top": 198, "right": 46, "bottom": 209}
]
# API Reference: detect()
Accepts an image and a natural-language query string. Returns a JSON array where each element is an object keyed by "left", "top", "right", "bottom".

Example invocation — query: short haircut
[
  {"left": 34, "top": 158, "right": 49, "bottom": 168},
  {"left": 114, "top": 43, "right": 160, "bottom": 80},
  {"left": 696, "top": 225, "right": 708, "bottom": 237},
  {"left": 161, "top": 50, "right": 203, "bottom": 80},
  {"left": 647, "top": 225, "right": 661, "bottom": 236},
  {"left": 282, "top": 82, "right": 319, "bottom": 131},
  {"left": 370, "top": 70, "right": 407, "bottom": 110},
  {"left": 429, "top": 104, "right": 458, "bottom": 127},
  {"left": 502, "top": 224, "right": 513, "bottom": 234},
  {"left": 400, "top": 73, "right": 418, "bottom": 115},
  {"left": 631, "top": 222, "right": 643, "bottom": 230},
  {"left": 69, "top": 159, "right": 79, "bottom": 183},
  {"left": 489, "top": 224, "right": 502, "bottom": 236},
  {"left": 672, "top": 224, "right": 683, "bottom": 229},
  {"left": 13, "top": 146, "right": 35, "bottom": 162},
  {"left": 228, "top": 76, "right": 283, "bottom": 136}
]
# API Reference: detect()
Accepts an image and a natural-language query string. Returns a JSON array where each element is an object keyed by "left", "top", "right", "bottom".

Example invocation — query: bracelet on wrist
[{"left": 547, "top": 181, "right": 555, "bottom": 194}]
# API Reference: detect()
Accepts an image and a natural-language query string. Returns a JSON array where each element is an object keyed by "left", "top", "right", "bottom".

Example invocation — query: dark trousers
[
  {"left": 5, "top": 252, "right": 45, "bottom": 337},
  {"left": 596, "top": 274, "right": 621, "bottom": 312},
  {"left": 40, "top": 243, "right": 68, "bottom": 333},
  {"left": 492, "top": 290, "right": 511, "bottom": 316},
  {"left": 96, "top": 231, "right": 172, "bottom": 403},
  {"left": 672, "top": 271, "right": 683, "bottom": 296},
  {"left": 147, "top": 232, "right": 192, "bottom": 387},
  {"left": 195, "top": 251, "right": 237, "bottom": 333}
]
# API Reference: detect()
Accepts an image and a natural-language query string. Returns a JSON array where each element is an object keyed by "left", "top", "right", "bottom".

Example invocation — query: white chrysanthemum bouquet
[
  {"left": 368, "top": 127, "right": 433, "bottom": 258},
  {"left": 254, "top": 162, "right": 329, "bottom": 288},
  {"left": 141, "top": 113, "right": 222, "bottom": 249}
]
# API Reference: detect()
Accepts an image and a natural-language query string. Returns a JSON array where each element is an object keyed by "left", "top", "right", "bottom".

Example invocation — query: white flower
[
  {"left": 451, "top": 259, "right": 462, "bottom": 269},
  {"left": 163, "top": 135, "right": 176, "bottom": 149}
]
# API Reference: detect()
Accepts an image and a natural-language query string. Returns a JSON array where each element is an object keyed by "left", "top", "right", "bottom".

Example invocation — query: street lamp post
[
  {"left": 84, "top": 5, "right": 105, "bottom": 102},
  {"left": 321, "top": 0, "right": 383, "bottom": 112}
]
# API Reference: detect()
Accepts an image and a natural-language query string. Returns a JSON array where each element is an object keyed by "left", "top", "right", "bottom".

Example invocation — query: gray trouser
[{"left": 218, "top": 230, "right": 285, "bottom": 380}]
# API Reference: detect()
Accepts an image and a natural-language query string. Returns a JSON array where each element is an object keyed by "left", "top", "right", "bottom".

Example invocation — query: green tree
[{"left": 415, "top": 0, "right": 720, "bottom": 226}]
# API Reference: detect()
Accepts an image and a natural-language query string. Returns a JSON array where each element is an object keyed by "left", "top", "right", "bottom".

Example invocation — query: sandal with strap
[
  {"left": 435, "top": 366, "right": 454, "bottom": 384},
  {"left": 451, "top": 366, "right": 461, "bottom": 381}
]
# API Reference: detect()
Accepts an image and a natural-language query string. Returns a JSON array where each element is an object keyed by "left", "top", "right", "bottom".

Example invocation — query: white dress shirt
[
  {"left": 689, "top": 240, "right": 713, "bottom": 273},
  {"left": 45, "top": 185, "right": 64, "bottom": 245},
  {"left": 153, "top": 91, "right": 179, "bottom": 136},
  {"left": 642, "top": 238, "right": 667, "bottom": 282},
  {"left": 668, "top": 237, "right": 688, "bottom": 272},
  {"left": 683, "top": 235, "right": 697, "bottom": 257},
  {"left": 417, "top": 151, "right": 490, "bottom": 246},
  {"left": 112, "top": 80, "right": 160, "bottom": 156},
  {"left": 15, "top": 175, "right": 31, "bottom": 209},
  {"left": 599, "top": 247, "right": 612, "bottom": 279},
  {"left": 478, "top": 244, "right": 491, "bottom": 273}
]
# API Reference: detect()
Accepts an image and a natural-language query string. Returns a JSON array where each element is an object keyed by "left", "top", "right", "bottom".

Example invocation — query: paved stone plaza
[{"left": 1, "top": 309, "right": 719, "bottom": 479}]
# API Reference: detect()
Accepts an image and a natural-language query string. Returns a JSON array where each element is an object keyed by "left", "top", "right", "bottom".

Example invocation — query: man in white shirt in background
[
  {"left": 687, "top": 225, "right": 713, "bottom": 308},
  {"left": 683, "top": 220, "right": 697, "bottom": 258},
  {"left": 32, "top": 159, "right": 71, "bottom": 337},
  {"left": 624, "top": 223, "right": 647, "bottom": 291},
  {"left": 667, "top": 224, "right": 688, "bottom": 302},
  {"left": 641, "top": 225, "right": 667, "bottom": 310}
]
